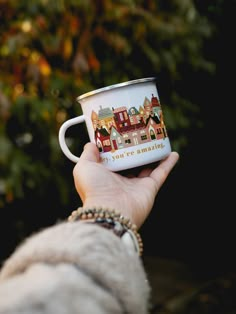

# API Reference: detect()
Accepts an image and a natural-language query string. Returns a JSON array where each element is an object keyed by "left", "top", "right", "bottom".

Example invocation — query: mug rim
[{"left": 77, "top": 77, "right": 156, "bottom": 101}]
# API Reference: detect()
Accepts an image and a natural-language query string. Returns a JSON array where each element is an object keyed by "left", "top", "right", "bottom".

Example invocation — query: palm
[{"left": 73, "top": 143, "right": 179, "bottom": 228}]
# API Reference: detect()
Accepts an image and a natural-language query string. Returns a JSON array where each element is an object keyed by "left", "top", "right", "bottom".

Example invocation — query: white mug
[{"left": 58, "top": 77, "right": 171, "bottom": 172}]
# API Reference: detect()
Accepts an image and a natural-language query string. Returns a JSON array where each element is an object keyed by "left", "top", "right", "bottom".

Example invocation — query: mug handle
[{"left": 58, "top": 115, "right": 86, "bottom": 163}]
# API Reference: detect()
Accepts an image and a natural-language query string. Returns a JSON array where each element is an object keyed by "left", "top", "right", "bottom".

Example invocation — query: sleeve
[{"left": 0, "top": 221, "right": 151, "bottom": 314}]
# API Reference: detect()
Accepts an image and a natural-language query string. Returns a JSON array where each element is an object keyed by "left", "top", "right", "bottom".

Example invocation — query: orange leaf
[
  {"left": 88, "top": 53, "right": 100, "bottom": 71},
  {"left": 63, "top": 37, "right": 73, "bottom": 60},
  {"left": 38, "top": 57, "right": 51, "bottom": 76}
]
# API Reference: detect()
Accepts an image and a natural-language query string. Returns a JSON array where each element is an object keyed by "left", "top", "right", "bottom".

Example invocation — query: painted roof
[{"left": 98, "top": 107, "right": 114, "bottom": 119}]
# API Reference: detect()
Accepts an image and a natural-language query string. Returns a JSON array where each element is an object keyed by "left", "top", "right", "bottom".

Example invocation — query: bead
[
  {"left": 81, "top": 214, "right": 87, "bottom": 219},
  {"left": 127, "top": 221, "right": 132, "bottom": 228},
  {"left": 131, "top": 224, "right": 137, "bottom": 231},
  {"left": 123, "top": 217, "right": 129, "bottom": 224}
]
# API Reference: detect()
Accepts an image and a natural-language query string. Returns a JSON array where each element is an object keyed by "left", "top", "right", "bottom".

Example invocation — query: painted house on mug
[{"left": 92, "top": 94, "right": 168, "bottom": 153}]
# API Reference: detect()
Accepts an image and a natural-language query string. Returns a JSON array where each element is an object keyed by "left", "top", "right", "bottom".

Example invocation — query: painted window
[
  {"left": 103, "top": 139, "right": 110, "bottom": 146},
  {"left": 119, "top": 113, "right": 124, "bottom": 121}
]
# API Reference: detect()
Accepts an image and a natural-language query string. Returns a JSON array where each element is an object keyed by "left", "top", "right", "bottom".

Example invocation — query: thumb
[
  {"left": 150, "top": 151, "right": 179, "bottom": 189},
  {"left": 80, "top": 142, "right": 100, "bottom": 162}
]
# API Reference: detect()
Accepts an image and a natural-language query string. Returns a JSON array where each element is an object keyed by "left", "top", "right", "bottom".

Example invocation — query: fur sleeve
[{"left": 0, "top": 221, "right": 150, "bottom": 314}]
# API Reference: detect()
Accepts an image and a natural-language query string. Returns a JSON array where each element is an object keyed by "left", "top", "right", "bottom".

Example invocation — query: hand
[{"left": 73, "top": 143, "right": 179, "bottom": 229}]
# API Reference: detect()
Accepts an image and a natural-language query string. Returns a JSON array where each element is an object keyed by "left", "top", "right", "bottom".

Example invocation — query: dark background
[{"left": 142, "top": 0, "right": 235, "bottom": 278}]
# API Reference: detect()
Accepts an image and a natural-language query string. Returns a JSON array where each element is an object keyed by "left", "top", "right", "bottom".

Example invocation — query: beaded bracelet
[{"left": 68, "top": 207, "right": 143, "bottom": 256}]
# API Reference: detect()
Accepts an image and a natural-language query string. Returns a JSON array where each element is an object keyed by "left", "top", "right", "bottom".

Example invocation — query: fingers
[
  {"left": 80, "top": 143, "right": 100, "bottom": 162},
  {"left": 150, "top": 151, "right": 179, "bottom": 189}
]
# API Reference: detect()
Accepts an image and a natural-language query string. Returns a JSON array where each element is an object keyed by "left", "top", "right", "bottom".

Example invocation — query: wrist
[
  {"left": 83, "top": 198, "right": 136, "bottom": 226},
  {"left": 68, "top": 207, "right": 143, "bottom": 256}
]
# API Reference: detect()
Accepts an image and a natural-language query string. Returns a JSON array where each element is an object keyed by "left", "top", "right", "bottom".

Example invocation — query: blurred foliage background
[{"left": 0, "top": 0, "right": 234, "bottom": 275}]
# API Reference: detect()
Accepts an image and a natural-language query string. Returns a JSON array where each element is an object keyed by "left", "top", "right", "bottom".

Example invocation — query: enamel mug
[{"left": 58, "top": 77, "right": 171, "bottom": 171}]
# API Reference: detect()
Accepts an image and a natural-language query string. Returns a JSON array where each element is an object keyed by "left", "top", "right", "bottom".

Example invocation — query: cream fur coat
[{"left": 0, "top": 221, "right": 150, "bottom": 313}]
